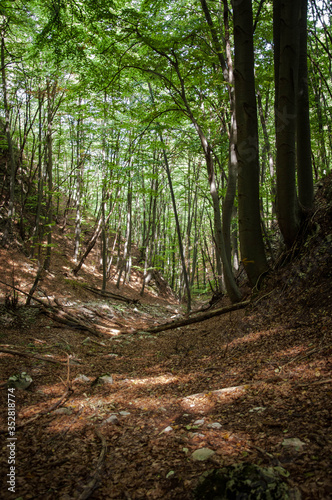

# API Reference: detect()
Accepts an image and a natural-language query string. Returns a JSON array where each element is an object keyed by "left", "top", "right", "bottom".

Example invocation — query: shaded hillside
[{"left": 0, "top": 175, "right": 331, "bottom": 499}]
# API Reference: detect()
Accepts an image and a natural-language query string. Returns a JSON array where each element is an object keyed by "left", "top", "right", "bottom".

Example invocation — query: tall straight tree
[
  {"left": 274, "top": 0, "right": 314, "bottom": 247},
  {"left": 200, "top": 0, "right": 240, "bottom": 281},
  {"left": 149, "top": 84, "right": 191, "bottom": 311},
  {"left": 232, "top": 0, "right": 268, "bottom": 286},
  {"left": 1, "top": 19, "right": 16, "bottom": 238},
  {"left": 297, "top": 0, "right": 313, "bottom": 210},
  {"left": 274, "top": 0, "right": 301, "bottom": 247}
]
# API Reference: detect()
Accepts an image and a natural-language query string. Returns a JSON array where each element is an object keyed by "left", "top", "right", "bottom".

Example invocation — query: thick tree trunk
[
  {"left": 274, "top": 0, "right": 302, "bottom": 247},
  {"left": 232, "top": 0, "right": 268, "bottom": 286},
  {"left": 297, "top": 0, "right": 313, "bottom": 210}
]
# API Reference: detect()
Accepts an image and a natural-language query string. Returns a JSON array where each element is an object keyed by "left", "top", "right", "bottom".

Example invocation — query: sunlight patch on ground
[
  {"left": 181, "top": 385, "right": 247, "bottom": 411},
  {"left": 124, "top": 374, "right": 179, "bottom": 386},
  {"left": 229, "top": 328, "right": 279, "bottom": 347}
]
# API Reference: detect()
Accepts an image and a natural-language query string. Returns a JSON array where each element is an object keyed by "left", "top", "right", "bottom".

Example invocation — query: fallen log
[
  {"left": 135, "top": 300, "right": 250, "bottom": 334},
  {"left": 0, "top": 279, "right": 104, "bottom": 337},
  {"left": 0, "top": 348, "right": 67, "bottom": 365},
  {"left": 82, "top": 284, "right": 139, "bottom": 304}
]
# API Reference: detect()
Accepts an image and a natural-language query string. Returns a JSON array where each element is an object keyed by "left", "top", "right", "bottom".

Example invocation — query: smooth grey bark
[
  {"left": 74, "top": 98, "right": 83, "bottom": 263},
  {"left": 200, "top": 0, "right": 239, "bottom": 277},
  {"left": 232, "top": 0, "right": 268, "bottom": 286},
  {"left": 180, "top": 92, "right": 241, "bottom": 301},
  {"left": 44, "top": 79, "right": 55, "bottom": 271},
  {"left": 222, "top": 0, "right": 239, "bottom": 271}
]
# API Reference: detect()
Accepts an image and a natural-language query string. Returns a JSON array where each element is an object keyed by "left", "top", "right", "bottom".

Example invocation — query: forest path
[
  {"left": 0, "top": 280, "right": 330, "bottom": 499},
  {"left": 0, "top": 178, "right": 331, "bottom": 499}
]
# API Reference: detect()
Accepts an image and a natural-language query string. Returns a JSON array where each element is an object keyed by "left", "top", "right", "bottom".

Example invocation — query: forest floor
[{"left": 0, "top": 176, "right": 331, "bottom": 500}]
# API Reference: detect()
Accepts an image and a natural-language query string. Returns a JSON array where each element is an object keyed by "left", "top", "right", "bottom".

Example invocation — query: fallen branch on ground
[
  {"left": 82, "top": 284, "right": 139, "bottom": 304},
  {"left": 0, "top": 387, "right": 72, "bottom": 434},
  {"left": 17, "top": 387, "right": 73, "bottom": 429},
  {"left": 134, "top": 300, "right": 250, "bottom": 334},
  {"left": 0, "top": 348, "right": 68, "bottom": 365},
  {"left": 0, "top": 279, "right": 105, "bottom": 337},
  {"left": 77, "top": 427, "right": 108, "bottom": 500},
  {"left": 282, "top": 343, "right": 332, "bottom": 367}
]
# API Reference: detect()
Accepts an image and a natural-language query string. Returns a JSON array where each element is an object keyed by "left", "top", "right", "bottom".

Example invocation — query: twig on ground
[
  {"left": 59, "top": 354, "right": 73, "bottom": 390},
  {"left": 0, "top": 348, "right": 67, "bottom": 365},
  {"left": 282, "top": 343, "right": 332, "bottom": 367},
  {"left": 14, "top": 387, "right": 73, "bottom": 430}
]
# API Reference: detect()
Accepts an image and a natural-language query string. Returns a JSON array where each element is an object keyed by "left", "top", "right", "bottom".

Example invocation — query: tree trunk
[
  {"left": 74, "top": 99, "right": 83, "bottom": 263},
  {"left": 31, "top": 90, "right": 44, "bottom": 258},
  {"left": 199, "top": 0, "right": 242, "bottom": 301},
  {"left": 73, "top": 193, "right": 119, "bottom": 276},
  {"left": 232, "top": 0, "right": 268, "bottom": 286},
  {"left": 222, "top": 0, "right": 239, "bottom": 271},
  {"left": 1, "top": 27, "right": 16, "bottom": 237},
  {"left": 44, "top": 79, "right": 55, "bottom": 271},
  {"left": 274, "top": 0, "right": 302, "bottom": 247},
  {"left": 149, "top": 84, "right": 192, "bottom": 311},
  {"left": 297, "top": 0, "right": 313, "bottom": 210}
]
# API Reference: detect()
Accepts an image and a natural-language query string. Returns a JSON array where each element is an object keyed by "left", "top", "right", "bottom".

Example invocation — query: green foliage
[
  {"left": 194, "top": 463, "right": 294, "bottom": 500},
  {"left": 1, "top": 0, "right": 330, "bottom": 297}
]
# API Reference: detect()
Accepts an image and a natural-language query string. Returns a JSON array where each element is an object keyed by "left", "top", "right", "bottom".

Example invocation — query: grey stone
[
  {"left": 54, "top": 407, "right": 73, "bottom": 415},
  {"left": 282, "top": 438, "right": 306, "bottom": 451},
  {"left": 192, "top": 448, "right": 215, "bottom": 461},
  {"left": 74, "top": 374, "right": 90, "bottom": 383},
  {"left": 103, "top": 414, "right": 119, "bottom": 425},
  {"left": 193, "top": 419, "right": 205, "bottom": 426},
  {"left": 100, "top": 375, "right": 113, "bottom": 384},
  {"left": 208, "top": 422, "right": 222, "bottom": 429}
]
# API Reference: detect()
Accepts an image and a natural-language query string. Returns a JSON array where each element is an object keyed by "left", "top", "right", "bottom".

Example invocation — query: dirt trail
[{"left": 0, "top": 177, "right": 331, "bottom": 499}]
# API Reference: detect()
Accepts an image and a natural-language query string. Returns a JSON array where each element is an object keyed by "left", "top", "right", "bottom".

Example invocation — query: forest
[{"left": 0, "top": 0, "right": 331, "bottom": 499}]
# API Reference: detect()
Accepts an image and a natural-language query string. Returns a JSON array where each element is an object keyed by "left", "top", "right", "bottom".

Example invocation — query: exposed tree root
[{"left": 77, "top": 427, "right": 108, "bottom": 500}]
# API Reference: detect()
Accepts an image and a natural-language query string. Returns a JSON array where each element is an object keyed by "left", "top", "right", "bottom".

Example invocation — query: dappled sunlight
[{"left": 123, "top": 373, "right": 179, "bottom": 386}]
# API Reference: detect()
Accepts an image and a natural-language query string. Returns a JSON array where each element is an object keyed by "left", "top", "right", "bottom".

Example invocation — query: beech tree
[
  {"left": 0, "top": 0, "right": 330, "bottom": 303},
  {"left": 232, "top": 0, "right": 269, "bottom": 286},
  {"left": 274, "top": 0, "right": 314, "bottom": 248}
]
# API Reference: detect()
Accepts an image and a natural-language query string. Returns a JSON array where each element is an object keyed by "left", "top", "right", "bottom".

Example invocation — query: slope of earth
[{"left": 0, "top": 176, "right": 331, "bottom": 500}]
